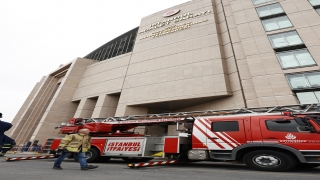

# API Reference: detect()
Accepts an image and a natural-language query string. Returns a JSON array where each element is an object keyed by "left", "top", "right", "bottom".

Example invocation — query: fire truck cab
[{"left": 46, "top": 104, "right": 320, "bottom": 172}]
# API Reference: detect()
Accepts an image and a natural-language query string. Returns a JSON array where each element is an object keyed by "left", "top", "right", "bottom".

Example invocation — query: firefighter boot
[
  {"left": 52, "top": 166, "right": 62, "bottom": 170},
  {"left": 81, "top": 165, "right": 99, "bottom": 170},
  {"left": 87, "top": 165, "right": 99, "bottom": 169}
]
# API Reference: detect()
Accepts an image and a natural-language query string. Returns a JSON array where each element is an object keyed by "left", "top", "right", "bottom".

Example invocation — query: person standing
[
  {"left": 0, "top": 115, "right": 16, "bottom": 157},
  {"left": 53, "top": 128, "right": 98, "bottom": 170}
]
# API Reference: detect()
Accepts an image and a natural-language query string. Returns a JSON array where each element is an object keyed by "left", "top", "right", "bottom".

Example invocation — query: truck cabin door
[
  {"left": 259, "top": 116, "right": 320, "bottom": 151},
  {"left": 193, "top": 117, "right": 246, "bottom": 150}
]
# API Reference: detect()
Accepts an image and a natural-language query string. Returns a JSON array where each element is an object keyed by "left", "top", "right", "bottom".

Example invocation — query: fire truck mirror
[{"left": 184, "top": 123, "right": 193, "bottom": 130}]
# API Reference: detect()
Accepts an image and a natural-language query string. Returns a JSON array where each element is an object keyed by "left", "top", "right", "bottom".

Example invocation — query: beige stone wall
[
  {"left": 72, "top": 53, "right": 132, "bottom": 100},
  {"left": 10, "top": 0, "right": 320, "bottom": 143},
  {"left": 72, "top": 53, "right": 133, "bottom": 118},
  {"left": 30, "top": 58, "right": 96, "bottom": 144},
  {"left": 116, "top": 0, "right": 239, "bottom": 116},
  {"left": 229, "top": 0, "right": 320, "bottom": 107}
]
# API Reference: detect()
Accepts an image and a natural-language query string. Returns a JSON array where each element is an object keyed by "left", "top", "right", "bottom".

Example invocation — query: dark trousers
[{"left": 0, "top": 134, "right": 15, "bottom": 155}]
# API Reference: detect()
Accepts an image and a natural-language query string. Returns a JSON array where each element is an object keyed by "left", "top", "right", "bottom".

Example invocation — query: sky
[{"left": 0, "top": 0, "right": 189, "bottom": 123}]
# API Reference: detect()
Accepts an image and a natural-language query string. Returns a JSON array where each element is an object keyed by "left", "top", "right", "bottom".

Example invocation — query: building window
[
  {"left": 286, "top": 72, "right": 320, "bottom": 89},
  {"left": 317, "top": 8, "right": 320, "bottom": 15},
  {"left": 268, "top": 31, "right": 303, "bottom": 49},
  {"left": 211, "top": 121, "right": 239, "bottom": 132},
  {"left": 276, "top": 49, "right": 316, "bottom": 69},
  {"left": 308, "top": 0, "right": 320, "bottom": 6},
  {"left": 266, "top": 120, "right": 299, "bottom": 132},
  {"left": 256, "top": 3, "right": 284, "bottom": 18},
  {"left": 252, "top": 0, "right": 273, "bottom": 5},
  {"left": 262, "top": 15, "right": 292, "bottom": 31},
  {"left": 296, "top": 91, "right": 320, "bottom": 104}
]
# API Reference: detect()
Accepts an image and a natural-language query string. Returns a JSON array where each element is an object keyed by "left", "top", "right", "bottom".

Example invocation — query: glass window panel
[
  {"left": 256, "top": 3, "right": 284, "bottom": 17},
  {"left": 316, "top": 9, "right": 320, "bottom": 15},
  {"left": 262, "top": 19, "right": 279, "bottom": 31},
  {"left": 276, "top": 16, "right": 292, "bottom": 29},
  {"left": 296, "top": 92, "right": 319, "bottom": 104},
  {"left": 266, "top": 120, "right": 299, "bottom": 132},
  {"left": 269, "top": 3, "right": 284, "bottom": 14},
  {"left": 269, "top": 34, "right": 288, "bottom": 48},
  {"left": 315, "top": 91, "right": 320, "bottom": 101},
  {"left": 305, "top": 72, "right": 320, "bottom": 87},
  {"left": 284, "top": 31, "right": 303, "bottom": 46},
  {"left": 277, "top": 52, "right": 299, "bottom": 68},
  {"left": 257, "top": 6, "right": 272, "bottom": 17},
  {"left": 309, "top": 0, "right": 320, "bottom": 6},
  {"left": 287, "top": 74, "right": 309, "bottom": 89},
  {"left": 293, "top": 49, "right": 316, "bottom": 66},
  {"left": 212, "top": 121, "right": 239, "bottom": 132}
]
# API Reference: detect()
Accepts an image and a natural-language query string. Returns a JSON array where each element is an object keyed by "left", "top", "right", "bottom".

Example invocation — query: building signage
[
  {"left": 104, "top": 139, "right": 144, "bottom": 154},
  {"left": 162, "top": 9, "right": 180, "bottom": 17},
  {"left": 139, "top": 10, "right": 211, "bottom": 35},
  {"left": 140, "top": 19, "right": 208, "bottom": 40}
]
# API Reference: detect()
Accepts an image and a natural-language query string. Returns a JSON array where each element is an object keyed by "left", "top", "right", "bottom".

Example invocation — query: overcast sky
[{"left": 0, "top": 0, "right": 188, "bottom": 123}]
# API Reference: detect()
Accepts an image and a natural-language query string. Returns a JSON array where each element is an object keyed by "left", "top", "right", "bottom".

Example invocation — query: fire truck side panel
[
  {"left": 192, "top": 118, "right": 208, "bottom": 149},
  {"left": 244, "top": 117, "right": 253, "bottom": 142},
  {"left": 164, "top": 137, "right": 179, "bottom": 153},
  {"left": 90, "top": 138, "right": 107, "bottom": 156},
  {"left": 250, "top": 116, "right": 263, "bottom": 142},
  {"left": 50, "top": 138, "right": 62, "bottom": 150},
  {"left": 258, "top": 117, "right": 320, "bottom": 150},
  {"left": 191, "top": 134, "right": 207, "bottom": 149},
  {"left": 205, "top": 117, "right": 247, "bottom": 151}
]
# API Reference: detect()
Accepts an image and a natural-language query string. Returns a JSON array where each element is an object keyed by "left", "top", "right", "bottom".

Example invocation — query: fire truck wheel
[
  {"left": 73, "top": 148, "right": 99, "bottom": 163},
  {"left": 243, "top": 150, "right": 297, "bottom": 172}
]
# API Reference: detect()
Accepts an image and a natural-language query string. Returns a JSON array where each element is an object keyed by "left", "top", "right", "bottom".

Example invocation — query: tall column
[
  {"left": 74, "top": 98, "right": 98, "bottom": 118},
  {"left": 91, "top": 94, "right": 119, "bottom": 118}
]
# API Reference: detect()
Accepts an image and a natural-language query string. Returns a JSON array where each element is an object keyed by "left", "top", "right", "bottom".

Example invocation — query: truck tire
[
  {"left": 73, "top": 148, "right": 100, "bottom": 163},
  {"left": 243, "top": 150, "right": 297, "bottom": 172}
]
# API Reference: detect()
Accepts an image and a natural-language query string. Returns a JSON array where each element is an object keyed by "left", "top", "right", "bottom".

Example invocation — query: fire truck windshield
[{"left": 308, "top": 115, "right": 320, "bottom": 125}]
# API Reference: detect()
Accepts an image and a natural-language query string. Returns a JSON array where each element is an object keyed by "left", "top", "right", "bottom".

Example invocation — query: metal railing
[{"left": 8, "top": 146, "right": 43, "bottom": 154}]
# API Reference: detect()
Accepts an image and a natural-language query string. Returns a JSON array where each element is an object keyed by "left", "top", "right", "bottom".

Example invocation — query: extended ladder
[{"left": 103, "top": 103, "right": 320, "bottom": 122}]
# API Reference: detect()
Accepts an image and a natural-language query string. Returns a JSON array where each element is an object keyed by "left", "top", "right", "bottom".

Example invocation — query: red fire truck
[{"left": 45, "top": 104, "right": 320, "bottom": 171}]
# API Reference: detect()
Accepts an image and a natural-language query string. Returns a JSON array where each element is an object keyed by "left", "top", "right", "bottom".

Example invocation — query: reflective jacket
[{"left": 59, "top": 133, "right": 91, "bottom": 153}]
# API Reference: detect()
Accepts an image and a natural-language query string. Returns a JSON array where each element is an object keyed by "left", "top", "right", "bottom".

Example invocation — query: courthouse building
[{"left": 7, "top": 0, "right": 320, "bottom": 145}]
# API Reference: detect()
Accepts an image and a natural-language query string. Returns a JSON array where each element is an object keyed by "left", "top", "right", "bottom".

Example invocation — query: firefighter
[
  {"left": 0, "top": 115, "right": 16, "bottom": 157},
  {"left": 52, "top": 128, "right": 99, "bottom": 170}
]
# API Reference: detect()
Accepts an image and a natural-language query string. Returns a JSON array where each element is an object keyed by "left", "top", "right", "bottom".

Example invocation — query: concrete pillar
[
  {"left": 91, "top": 94, "right": 119, "bottom": 118},
  {"left": 74, "top": 97, "right": 98, "bottom": 118}
]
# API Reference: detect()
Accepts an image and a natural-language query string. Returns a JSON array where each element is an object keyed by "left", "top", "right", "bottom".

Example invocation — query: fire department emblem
[
  {"left": 162, "top": 9, "right": 180, "bottom": 17},
  {"left": 285, "top": 133, "right": 296, "bottom": 140}
]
